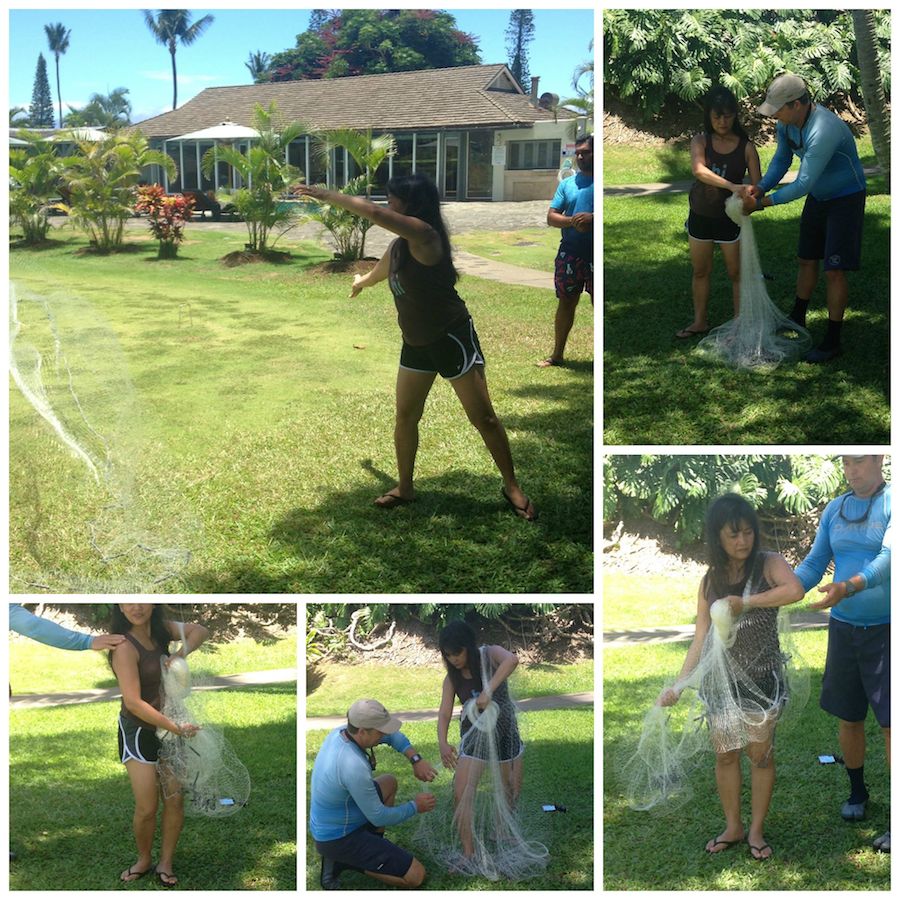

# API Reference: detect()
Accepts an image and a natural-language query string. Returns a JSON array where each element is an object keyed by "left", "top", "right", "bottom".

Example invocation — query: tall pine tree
[
  {"left": 505, "top": 10, "right": 535, "bottom": 91},
  {"left": 29, "top": 53, "right": 55, "bottom": 127}
]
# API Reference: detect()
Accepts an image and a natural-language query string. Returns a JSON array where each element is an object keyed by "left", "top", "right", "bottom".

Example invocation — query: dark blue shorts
[
  {"left": 798, "top": 189, "right": 866, "bottom": 270},
  {"left": 400, "top": 315, "right": 484, "bottom": 381},
  {"left": 314, "top": 782, "right": 414, "bottom": 878},
  {"left": 820, "top": 617, "right": 890, "bottom": 727},
  {"left": 118, "top": 714, "right": 160, "bottom": 764}
]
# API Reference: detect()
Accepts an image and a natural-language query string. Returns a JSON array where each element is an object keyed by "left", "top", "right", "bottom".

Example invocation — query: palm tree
[
  {"left": 245, "top": 50, "right": 271, "bottom": 82},
  {"left": 10, "top": 105, "right": 30, "bottom": 126},
  {"left": 64, "top": 87, "right": 132, "bottom": 129},
  {"left": 850, "top": 10, "right": 890, "bottom": 193},
  {"left": 44, "top": 22, "right": 71, "bottom": 129},
  {"left": 143, "top": 9, "right": 215, "bottom": 110}
]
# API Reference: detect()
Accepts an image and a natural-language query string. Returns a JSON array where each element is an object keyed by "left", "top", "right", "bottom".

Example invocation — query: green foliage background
[{"left": 604, "top": 9, "right": 891, "bottom": 119}]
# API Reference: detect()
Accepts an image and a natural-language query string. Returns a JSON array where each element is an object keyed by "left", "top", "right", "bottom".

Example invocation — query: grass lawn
[
  {"left": 604, "top": 634, "right": 890, "bottom": 891},
  {"left": 10, "top": 225, "right": 592, "bottom": 593},
  {"left": 10, "top": 629, "right": 297, "bottom": 695},
  {"left": 305, "top": 710, "right": 593, "bottom": 890},
  {"left": 306, "top": 659, "right": 594, "bottom": 717},
  {"left": 10, "top": 685, "right": 297, "bottom": 891},
  {"left": 603, "top": 190, "right": 889, "bottom": 444},
  {"left": 453, "top": 228, "right": 559, "bottom": 271}
]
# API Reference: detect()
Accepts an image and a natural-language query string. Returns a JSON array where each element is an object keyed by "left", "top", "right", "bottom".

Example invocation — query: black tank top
[
  {"left": 689, "top": 134, "right": 749, "bottom": 218},
  {"left": 388, "top": 239, "right": 469, "bottom": 346},
  {"left": 119, "top": 632, "right": 165, "bottom": 728}
]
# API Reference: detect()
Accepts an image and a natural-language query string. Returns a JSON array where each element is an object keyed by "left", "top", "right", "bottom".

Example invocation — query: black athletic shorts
[
  {"left": 687, "top": 209, "right": 741, "bottom": 244},
  {"left": 314, "top": 781, "right": 414, "bottom": 879},
  {"left": 798, "top": 189, "right": 866, "bottom": 271},
  {"left": 118, "top": 714, "right": 160, "bottom": 764},
  {"left": 400, "top": 315, "right": 484, "bottom": 381},
  {"left": 820, "top": 617, "right": 890, "bottom": 727}
]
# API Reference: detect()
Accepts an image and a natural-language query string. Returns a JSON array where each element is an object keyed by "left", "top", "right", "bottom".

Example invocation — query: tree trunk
[
  {"left": 170, "top": 49, "right": 178, "bottom": 110},
  {"left": 851, "top": 10, "right": 890, "bottom": 193},
  {"left": 54, "top": 56, "right": 63, "bottom": 128}
]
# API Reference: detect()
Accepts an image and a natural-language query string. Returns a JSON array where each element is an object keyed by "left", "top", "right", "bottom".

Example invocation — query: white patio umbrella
[{"left": 164, "top": 121, "right": 261, "bottom": 191}]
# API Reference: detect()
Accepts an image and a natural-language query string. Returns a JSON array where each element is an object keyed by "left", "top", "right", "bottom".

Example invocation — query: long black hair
[
  {"left": 702, "top": 85, "right": 749, "bottom": 142},
  {"left": 386, "top": 172, "right": 458, "bottom": 283},
  {"left": 703, "top": 493, "right": 762, "bottom": 601},
  {"left": 108, "top": 605, "right": 173, "bottom": 667},
  {"left": 438, "top": 619, "right": 482, "bottom": 696}
]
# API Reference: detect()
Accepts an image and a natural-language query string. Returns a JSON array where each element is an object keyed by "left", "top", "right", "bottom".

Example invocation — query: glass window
[
  {"left": 198, "top": 142, "right": 214, "bottom": 191},
  {"left": 392, "top": 135, "right": 413, "bottom": 179},
  {"left": 167, "top": 149, "right": 181, "bottom": 191},
  {"left": 181, "top": 144, "right": 199, "bottom": 190},
  {"left": 505, "top": 139, "right": 560, "bottom": 171},
  {"left": 287, "top": 137, "right": 306, "bottom": 178},
  {"left": 414, "top": 133, "right": 438, "bottom": 181}
]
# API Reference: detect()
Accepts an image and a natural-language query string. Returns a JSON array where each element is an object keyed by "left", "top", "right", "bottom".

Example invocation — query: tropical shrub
[
  {"left": 602, "top": 454, "right": 867, "bottom": 544},
  {"left": 603, "top": 9, "right": 891, "bottom": 120},
  {"left": 57, "top": 132, "right": 174, "bottom": 251},
  {"left": 134, "top": 184, "right": 195, "bottom": 258},
  {"left": 9, "top": 135, "right": 60, "bottom": 245},
  {"left": 201, "top": 102, "right": 305, "bottom": 253},
  {"left": 303, "top": 128, "right": 396, "bottom": 261}
]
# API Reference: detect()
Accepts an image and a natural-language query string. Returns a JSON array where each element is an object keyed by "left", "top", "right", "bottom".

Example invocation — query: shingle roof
[{"left": 135, "top": 64, "right": 577, "bottom": 139}]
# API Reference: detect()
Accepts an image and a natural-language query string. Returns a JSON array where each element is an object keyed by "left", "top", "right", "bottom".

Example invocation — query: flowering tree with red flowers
[{"left": 134, "top": 184, "right": 195, "bottom": 259}]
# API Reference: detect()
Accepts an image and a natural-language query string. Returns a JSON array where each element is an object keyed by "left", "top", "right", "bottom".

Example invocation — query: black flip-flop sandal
[
  {"left": 749, "top": 843, "right": 773, "bottom": 861},
  {"left": 502, "top": 488, "right": 538, "bottom": 522},
  {"left": 374, "top": 492, "right": 415, "bottom": 509},
  {"left": 120, "top": 865, "right": 153, "bottom": 883},
  {"left": 705, "top": 835, "right": 745, "bottom": 854},
  {"left": 675, "top": 326, "right": 710, "bottom": 339},
  {"left": 155, "top": 868, "right": 178, "bottom": 888}
]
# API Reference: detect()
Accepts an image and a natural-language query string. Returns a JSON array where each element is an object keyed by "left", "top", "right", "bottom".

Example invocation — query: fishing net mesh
[
  {"left": 621, "top": 578, "right": 808, "bottom": 812},
  {"left": 696, "top": 194, "right": 812, "bottom": 369},
  {"left": 9, "top": 275, "right": 198, "bottom": 592},
  {"left": 156, "top": 638, "right": 250, "bottom": 818},
  {"left": 414, "top": 647, "right": 549, "bottom": 881}
]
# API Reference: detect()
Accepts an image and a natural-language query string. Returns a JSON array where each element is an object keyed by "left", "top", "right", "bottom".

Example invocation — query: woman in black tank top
[
  {"left": 676, "top": 86, "right": 762, "bottom": 340},
  {"left": 657, "top": 495, "right": 804, "bottom": 861},
  {"left": 295, "top": 174, "right": 537, "bottom": 521},
  {"left": 110, "top": 604, "right": 208, "bottom": 886}
]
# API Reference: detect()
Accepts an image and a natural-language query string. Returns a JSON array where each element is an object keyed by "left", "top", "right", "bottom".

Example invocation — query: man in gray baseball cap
[
  {"left": 742, "top": 73, "right": 867, "bottom": 363},
  {"left": 310, "top": 698, "right": 437, "bottom": 889}
]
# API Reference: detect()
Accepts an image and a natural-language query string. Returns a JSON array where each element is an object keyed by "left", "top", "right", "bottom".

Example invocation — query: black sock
[
  {"left": 847, "top": 765, "right": 868, "bottom": 803},
  {"left": 822, "top": 318, "right": 843, "bottom": 349},
  {"left": 790, "top": 296, "right": 810, "bottom": 327}
]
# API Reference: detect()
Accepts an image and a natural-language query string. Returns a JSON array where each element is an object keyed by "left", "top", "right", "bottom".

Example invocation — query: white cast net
[
  {"left": 415, "top": 647, "right": 549, "bottom": 881},
  {"left": 9, "top": 277, "right": 198, "bottom": 592},
  {"left": 621, "top": 569, "right": 808, "bottom": 812},
  {"left": 156, "top": 628, "right": 251, "bottom": 817},
  {"left": 696, "top": 194, "right": 812, "bottom": 370}
]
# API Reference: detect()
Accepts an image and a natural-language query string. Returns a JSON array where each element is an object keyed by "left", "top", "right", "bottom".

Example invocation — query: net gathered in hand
[
  {"left": 415, "top": 647, "right": 549, "bottom": 882},
  {"left": 696, "top": 194, "right": 812, "bottom": 370},
  {"left": 621, "top": 570, "right": 808, "bottom": 812},
  {"left": 156, "top": 637, "right": 250, "bottom": 818}
]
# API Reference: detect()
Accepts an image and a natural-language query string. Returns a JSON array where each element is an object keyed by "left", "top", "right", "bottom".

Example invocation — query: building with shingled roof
[{"left": 134, "top": 64, "right": 587, "bottom": 201}]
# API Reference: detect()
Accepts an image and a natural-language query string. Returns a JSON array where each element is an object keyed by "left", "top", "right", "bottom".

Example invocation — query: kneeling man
[{"left": 310, "top": 699, "right": 437, "bottom": 888}]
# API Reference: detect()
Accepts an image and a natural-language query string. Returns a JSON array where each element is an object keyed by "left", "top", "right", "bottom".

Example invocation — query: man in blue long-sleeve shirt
[
  {"left": 795, "top": 455, "right": 890, "bottom": 852},
  {"left": 743, "top": 74, "right": 867, "bottom": 363},
  {"left": 9, "top": 604, "right": 124, "bottom": 651},
  {"left": 310, "top": 699, "right": 437, "bottom": 889}
]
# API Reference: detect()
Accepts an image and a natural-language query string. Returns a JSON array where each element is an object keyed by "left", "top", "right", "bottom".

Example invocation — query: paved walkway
[
  {"left": 306, "top": 690, "right": 593, "bottom": 730},
  {"left": 603, "top": 610, "right": 829, "bottom": 647},
  {"left": 10, "top": 667, "right": 296, "bottom": 709}
]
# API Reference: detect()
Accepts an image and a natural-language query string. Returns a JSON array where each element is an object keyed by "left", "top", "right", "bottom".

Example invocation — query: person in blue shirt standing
[
  {"left": 538, "top": 133, "right": 593, "bottom": 367},
  {"left": 310, "top": 699, "right": 437, "bottom": 889},
  {"left": 795, "top": 455, "right": 890, "bottom": 853},
  {"left": 743, "top": 74, "right": 867, "bottom": 363}
]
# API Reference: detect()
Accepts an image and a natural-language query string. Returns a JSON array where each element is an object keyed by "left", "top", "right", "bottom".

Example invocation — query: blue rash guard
[
  {"left": 757, "top": 103, "right": 866, "bottom": 205},
  {"left": 795, "top": 484, "right": 891, "bottom": 626},
  {"left": 9, "top": 603, "right": 94, "bottom": 650},
  {"left": 309, "top": 727, "right": 418, "bottom": 841},
  {"left": 551, "top": 172, "right": 594, "bottom": 261}
]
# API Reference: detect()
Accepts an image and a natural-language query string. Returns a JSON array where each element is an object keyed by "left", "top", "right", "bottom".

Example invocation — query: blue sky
[{"left": 9, "top": 7, "right": 595, "bottom": 125}]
